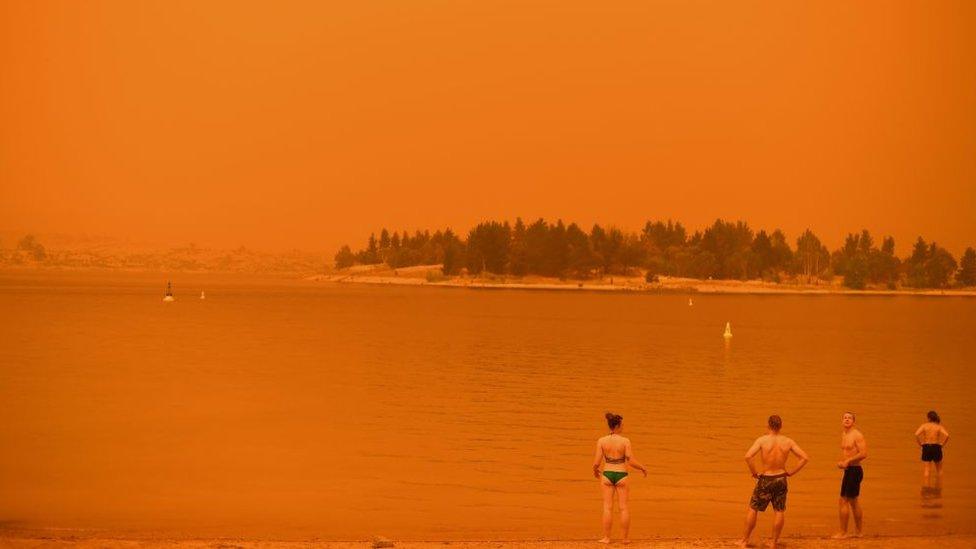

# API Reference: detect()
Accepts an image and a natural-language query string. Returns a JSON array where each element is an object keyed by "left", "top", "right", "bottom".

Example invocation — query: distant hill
[{"left": 0, "top": 233, "right": 328, "bottom": 274}]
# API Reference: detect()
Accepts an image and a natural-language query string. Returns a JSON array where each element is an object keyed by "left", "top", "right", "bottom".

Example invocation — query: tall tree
[
  {"left": 509, "top": 218, "right": 528, "bottom": 276},
  {"left": 957, "top": 247, "right": 976, "bottom": 286},
  {"left": 750, "top": 230, "right": 774, "bottom": 277},
  {"left": 565, "top": 222, "right": 595, "bottom": 277},
  {"left": 441, "top": 229, "right": 465, "bottom": 275},
  {"left": 795, "top": 229, "right": 828, "bottom": 281},
  {"left": 466, "top": 221, "right": 510, "bottom": 274}
]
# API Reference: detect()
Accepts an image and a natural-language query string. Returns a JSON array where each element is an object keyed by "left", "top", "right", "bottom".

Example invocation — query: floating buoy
[
  {"left": 688, "top": 298, "right": 694, "bottom": 306},
  {"left": 163, "top": 281, "right": 175, "bottom": 302},
  {"left": 200, "top": 291, "right": 206, "bottom": 300},
  {"left": 723, "top": 321, "right": 733, "bottom": 339}
]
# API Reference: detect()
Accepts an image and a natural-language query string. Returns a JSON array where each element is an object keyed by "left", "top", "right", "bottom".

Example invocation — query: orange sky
[{"left": 1, "top": 1, "right": 974, "bottom": 254}]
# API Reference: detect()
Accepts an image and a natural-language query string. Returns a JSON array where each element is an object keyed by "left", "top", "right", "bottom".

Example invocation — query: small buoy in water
[
  {"left": 688, "top": 298, "right": 694, "bottom": 306},
  {"left": 200, "top": 291, "right": 206, "bottom": 300},
  {"left": 723, "top": 321, "right": 733, "bottom": 338},
  {"left": 163, "top": 281, "right": 175, "bottom": 302}
]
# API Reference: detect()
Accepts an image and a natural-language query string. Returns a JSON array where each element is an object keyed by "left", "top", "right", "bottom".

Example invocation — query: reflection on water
[
  {"left": 920, "top": 486, "right": 943, "bottom": 521},
  {"left": 0, "top": 272, "right": 974, "bottom": 540}
]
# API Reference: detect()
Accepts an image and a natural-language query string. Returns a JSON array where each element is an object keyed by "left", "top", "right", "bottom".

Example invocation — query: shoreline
[
  {"left": 309, "top": 265, "right": 976, "bottom": 297},
  {"left": 2, "top": 534, "right": 974, "bottom": 548}
]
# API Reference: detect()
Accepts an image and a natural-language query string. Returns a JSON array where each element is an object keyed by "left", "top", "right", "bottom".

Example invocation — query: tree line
[{"left": 334, "top": 219, "right": 976, "bottom": 289}]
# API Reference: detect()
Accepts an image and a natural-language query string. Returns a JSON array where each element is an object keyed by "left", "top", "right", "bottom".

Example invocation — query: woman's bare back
[{"left": 599, "top": 434, "right": 630, "bottom": 470}]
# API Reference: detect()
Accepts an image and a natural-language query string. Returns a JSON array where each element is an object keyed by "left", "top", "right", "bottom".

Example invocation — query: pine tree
[{"left": 957, "top": 247, "right": 976, "bottom": 286}]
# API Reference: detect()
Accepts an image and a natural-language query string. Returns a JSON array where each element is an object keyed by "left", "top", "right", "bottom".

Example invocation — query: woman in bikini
[{"left": 592, "top": 412, "right": 648, "bottom": 544}]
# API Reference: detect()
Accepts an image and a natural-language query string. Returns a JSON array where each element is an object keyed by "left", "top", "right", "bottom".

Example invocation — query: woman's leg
[
  {"left": 616, "top": 479, "right": 631, "bottom": 543},
  {"left": 600, "top": 478, "right": 614, "bottom": 543}
]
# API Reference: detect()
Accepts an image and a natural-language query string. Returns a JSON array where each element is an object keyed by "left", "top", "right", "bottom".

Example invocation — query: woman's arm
[{"left": 625, "top": 440, "right": 647, "bottom": 477}]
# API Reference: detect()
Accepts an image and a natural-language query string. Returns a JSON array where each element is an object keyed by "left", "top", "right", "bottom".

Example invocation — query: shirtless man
[
  {"left": 915, "top": 410, "right": 950, "bottom": 487},
  {"left": 834, "top": 412, "right": 868, "bottom": 539},
  {"left": 737, "top": 415, "right": 809, "bottom": 549}
]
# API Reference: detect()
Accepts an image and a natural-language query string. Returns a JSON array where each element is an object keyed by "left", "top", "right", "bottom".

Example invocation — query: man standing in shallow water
[
  {"left": 834, "top": 412, "right": 868, "bottom": 539},
  {"left": 915, "top": 410, "right": 949, "bottom": 488},
  {"left": 738, "top": 415, "right": 809, "bottom": 549}
]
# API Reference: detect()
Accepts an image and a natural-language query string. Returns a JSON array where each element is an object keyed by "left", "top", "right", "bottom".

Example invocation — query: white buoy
[
  {"left": 163, "top": 281, "right": 175, "bottom": 302},
  {"left": 200, "top": 291, "right": 206, "bottom": 300},
  {"left": 723, "top": 321, "right": 733, "bottom": 338},
  {"left": 688, "top": 298, "right": 694, "bottom": 306}
]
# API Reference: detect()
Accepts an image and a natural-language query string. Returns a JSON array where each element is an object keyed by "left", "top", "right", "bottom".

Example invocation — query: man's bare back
[
  {"left": 915, "top": 422, "right": 949, "bottom": 445},
  {"left": 750, "top": 434, "right": 797, "bottom": 475}
]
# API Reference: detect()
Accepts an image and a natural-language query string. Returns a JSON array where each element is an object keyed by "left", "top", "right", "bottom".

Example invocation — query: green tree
[
  {"left": 441, "top": 229, "right": 465, "bottom": 275},
  {"left": 509, "top": 218, "right": 528, "bottom": 276},
  {"left": 904, "top": 237, "right": 930, "bottom": 287},
  {"left": 698, "top": 219, "right": 753, "bottom": 279},
  {"left": 957, "top": 247, "right": 976, "bottom": 286},
  {"left": 924, "top": 244, "right": 957, "bottom": 288},
  {"left": 466, "top": 221, "right": 510, "bottom": 274},
  {"left": 17, "top": 234, "right": 46, "bottom": 261},
  {"left": 769, "top": 230, "right": 793, "bottom": 274},
  {"left": 334, "top": 245, "right": 356, "bottom": 269},
  {"left": 750, "top": 230, "right": 773, "bottom": 277},
  {"left": 565, "top": 222, "right": 595, "bottom": 277},
  {"left": 795, "top": 229, "right": 828, "bottom": 281},
  {"left": 843, "top": 255, "right": 867, "bottom": 289},
  {"left": 364, "top": 233, "right": 379, "bottom": 263},
  {"left": 544, "top": 220, "right": 570, "bottom": 276}
]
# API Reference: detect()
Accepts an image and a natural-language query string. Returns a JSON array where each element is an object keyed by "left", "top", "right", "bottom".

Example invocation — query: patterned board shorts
[{"left": 750, "top": 475, "right": 788, "bottom": 512}]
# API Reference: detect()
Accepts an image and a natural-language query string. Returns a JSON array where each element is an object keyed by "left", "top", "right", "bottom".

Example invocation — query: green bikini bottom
[{"left": 603, "top": 471, "right": 628, "bottom": 485}]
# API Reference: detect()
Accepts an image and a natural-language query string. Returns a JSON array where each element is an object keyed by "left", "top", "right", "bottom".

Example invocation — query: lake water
[{"left": 1, "top": 271, "right": 973, "bottom": 540}]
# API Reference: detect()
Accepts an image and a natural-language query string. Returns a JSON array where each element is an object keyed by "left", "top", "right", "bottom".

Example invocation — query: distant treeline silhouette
[{"left": 334, "top": 219, "right": 976, "bottom": 289}]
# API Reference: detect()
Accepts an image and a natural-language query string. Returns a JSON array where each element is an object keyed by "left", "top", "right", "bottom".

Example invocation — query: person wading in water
[
  {"left": 834, "top": 412, "right": 868, "bottom": 539},
  {"left": 915, "top": 410, "right": 949, "bottom": 488},
  {"left": 592, "top": 412, "right": 648, "bottom": 544}
]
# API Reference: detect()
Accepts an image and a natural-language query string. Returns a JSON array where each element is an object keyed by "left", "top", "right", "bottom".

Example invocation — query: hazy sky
[{"left": 2, "top": 1, "right": 974, "bottom": 254}]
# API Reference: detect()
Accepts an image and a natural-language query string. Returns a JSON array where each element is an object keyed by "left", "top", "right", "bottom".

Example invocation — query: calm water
[{"left": 1, "top": 271, "right": 974, "bottom": 540}]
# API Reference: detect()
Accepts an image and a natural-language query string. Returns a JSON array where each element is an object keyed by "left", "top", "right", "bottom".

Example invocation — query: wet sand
[{"left": 2, "top": 533, "right": 975, "bottom": 548}]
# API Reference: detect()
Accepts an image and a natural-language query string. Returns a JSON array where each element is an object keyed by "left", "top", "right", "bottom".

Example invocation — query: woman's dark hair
[
  {"left": 605, "top": 412, "right": 623, "bottom": 430},
  {"left": 927, "top": 410, "right": 940, "bottom": 423}
]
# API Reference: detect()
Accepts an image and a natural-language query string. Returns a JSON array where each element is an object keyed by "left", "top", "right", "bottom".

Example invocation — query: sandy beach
[
  {"left": 2, "top": 533, "right": 975, "bottom": 548},
  {"left": 309, "top": 265, "right": 976, "bottom": 297}
]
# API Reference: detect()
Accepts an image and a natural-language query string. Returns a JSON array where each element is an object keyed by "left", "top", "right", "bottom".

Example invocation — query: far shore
[{"left": 310, "top": 264, "right": 976, "bottom": 297}]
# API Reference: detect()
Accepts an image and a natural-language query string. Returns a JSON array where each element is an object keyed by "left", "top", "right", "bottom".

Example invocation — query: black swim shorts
[
  {"left": 840, "top": 465, "right": 863, "bottom": 499},
  {"left": 921, "top": 444, "right": 943, "bottom": 463},
  {"left": 750, "top": 474, "right": 788, "bottom": 512}
]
